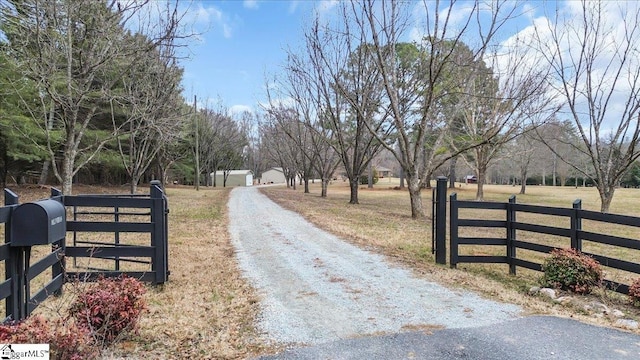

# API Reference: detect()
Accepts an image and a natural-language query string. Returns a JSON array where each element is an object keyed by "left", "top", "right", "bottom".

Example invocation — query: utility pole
[{"left": 194, "top": 95, "right": 200, "bottom": 191}]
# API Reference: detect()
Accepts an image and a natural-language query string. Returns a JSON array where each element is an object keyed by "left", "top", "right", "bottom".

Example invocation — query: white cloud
[
  {"left": 230, "top": 104, "right": 254, "bottom": 115},
  {"left": 223, "top": 23, "right": 233, "bottom": 38},
  {"left": 243, "top": 0, "right": 259, "bottom": 10},
  {"left": 258, "top": 97, "right": 295, "bottom": 111},
  {"left": 491, "top": 1, "right": 640, "bottom": 131},
  {"left": 316, "top": 0, "right": 338, "bottom": 16},
  {"left": 183, "top": 3, "right": 235, "bottom": 39},
  {"left": 288, "top": 1, "right": 300, "bottom": 14}
]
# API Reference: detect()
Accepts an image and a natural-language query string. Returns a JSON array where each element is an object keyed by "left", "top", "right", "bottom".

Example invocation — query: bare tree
[
  {"left": 260, "top": 118, "right": 300, "bottom": 189},
  {"left": 304, "top": 4, "right": 390, "bottom": 204},
  {"left": 115, "top": 37, "right": 184, "bottom": 193},
  {"left": 534, "top": 1, "right": 640, "bottom": 212},
  {"left": 451, "top": 41, "right": 556, "bottom": 200},
  {"left": 1, "top": 0, "right": 186, "bottom": 194},
  {"left": 271, "top": 50, "right": 341, "bottom": 197},
  {"left": 357, "top": 0, "right": 541, "bottom": 216},
  {"left": 198, "top": 108, "right": 247, "bottom": 187}
]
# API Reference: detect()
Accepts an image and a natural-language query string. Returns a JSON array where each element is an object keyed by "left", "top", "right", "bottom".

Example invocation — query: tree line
[
  {"left": 2, "top": 1, "right": 640, "bottom": 216},
  {"left": 0, "top": 0, "right": 254, "bottom": 194},
  {"left": 262, "top": 0, "right": 640, "bottom": 214}
]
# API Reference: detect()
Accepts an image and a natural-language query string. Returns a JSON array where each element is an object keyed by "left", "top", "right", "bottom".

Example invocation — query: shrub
[
  {"left": 541, "top": 248, "right": 603, "bottom": 294},
  {"left": 629, "top": 278, "right": 640, "bottom": 306},
  {"left": 0, "top": 316, "right": 98, "bottom": 360},
  {"left": 69, "top": 276, "right": 147, "bottom": 344},
  {"left": 359, "top": 169, "right": 379, "bottom": 185}
]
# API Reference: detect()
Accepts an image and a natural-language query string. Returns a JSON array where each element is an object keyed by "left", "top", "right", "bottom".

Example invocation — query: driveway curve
[{"left": 228, "top": 186, "right": 640, "bottom": 359}]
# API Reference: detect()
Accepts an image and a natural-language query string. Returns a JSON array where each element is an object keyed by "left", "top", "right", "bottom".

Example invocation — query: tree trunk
[
  {"left": 449, "top": 156, "right": 457, "bottom": 188},
  {"left": 130, "top": 176, "right": 139, "bottom": 194},
  {"left": 304, "top": 177, "right": 310, "bottom": 193},
  {"left": 407, "top": 175, "right": 425, "bottom": 218},
  {"left": 61, "top": 147, "right": 75, "bottom": 195},
  {"left": 599, "top": 186, "right": 615, "bottom": 213},
  {"left": 476, "top": 166, "right": 486, "bottom": 201},
  {"left": 368, "top": 161, "right": 373, "bottom": 189},
  {"left": 424, "top": 171, "right": 433, "bottom": 189},
  {"left": 321, "top": 178, "right": 329, "bottom": 198},
  {"left": 519, "top": 168, "right": 527, "bottom": 195},
  {"left": 349, "top": 176, "right": 359, "bottom": 204},
  {"left": 399, "top": 167, "right": 405, "bottom": 189}
]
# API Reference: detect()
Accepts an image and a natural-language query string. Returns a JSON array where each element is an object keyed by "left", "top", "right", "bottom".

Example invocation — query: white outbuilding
[
  {"left": 211, "top": 170, "right": 253, "bottom": 187},
  {"left": 261, "top": 167, "right": 287, "bottom": 184}
]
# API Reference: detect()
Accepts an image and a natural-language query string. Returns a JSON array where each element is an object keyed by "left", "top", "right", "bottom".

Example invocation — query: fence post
[
  {"left": 435, "top": 177, "right": 447, "bottom": 265},
  {"left": 507, "top": 195, "right": 517, "bottom": 275},
  {"left": 4, "top": 189, "right": 20, "bottom": 320},
  {"left": 162, "top": 193, "right": 169, "bottom": 279},
  {"left": 449, "top": 193, "right": 458, "bottom": 269},
  {"left": 150, "top": 181, "right": 166, "bottom": 284},
  {"left": 571, "top": 199, "right": 582, "bottom": 251},
  {"left": 50, "top": 188, "right": 65, "bottom": 296},
  {"left": 431, "top": 188, "right": 436, "bottom": 255}
]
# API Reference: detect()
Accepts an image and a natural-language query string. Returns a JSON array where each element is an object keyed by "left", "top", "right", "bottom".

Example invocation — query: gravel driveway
[{"left": 227, "top": 186, "right": 521, "bottom": 347}]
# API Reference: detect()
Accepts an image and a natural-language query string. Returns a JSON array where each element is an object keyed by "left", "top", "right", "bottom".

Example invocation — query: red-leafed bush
[
  {"left": 541, "top": 248, "right": 603, "bottom": 294},
  {"left": 629, "top": 278, "right": 640, "bottom": 306},
  {"left": 0, "top": 316, "right": 98, "bottom": 360},
  {"left": 68, "top": 276, "right": 147, "bottom": 344}
]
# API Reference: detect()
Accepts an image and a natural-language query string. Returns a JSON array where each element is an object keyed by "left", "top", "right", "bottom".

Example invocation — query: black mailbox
[{"left": 11, "top": 199, "right": 66, "bottom": 247}]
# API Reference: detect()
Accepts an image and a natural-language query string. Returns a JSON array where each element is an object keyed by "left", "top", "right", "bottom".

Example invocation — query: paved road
[
  {"left": 227, "top": 187, "right": 640, "bottom": 359},
  {"left": 259, "top": 316, "right": 640, "bottom": 359}
]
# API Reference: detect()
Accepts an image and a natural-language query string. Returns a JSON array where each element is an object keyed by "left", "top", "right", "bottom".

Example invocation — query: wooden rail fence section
[
  {"left": 0, "top": 181, "right": 168, "bottom": 321},
  {"left": 432, "top": 177, "right": 640, "bottom": 294}
]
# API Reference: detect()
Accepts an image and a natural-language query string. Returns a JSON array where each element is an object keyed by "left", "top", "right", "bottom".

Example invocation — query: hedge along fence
[
  {"left": 0, "top": 181, "right": 169, "bottom": 322},
  {"left": 428, "top": 175, "right": 640, "bottom": 294}
]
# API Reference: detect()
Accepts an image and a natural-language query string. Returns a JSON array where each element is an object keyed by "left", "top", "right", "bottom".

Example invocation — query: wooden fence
[
  {"left": 0, "top": 181, "right": 168, "bottom": 321},
  {"left": 432, "top": 177, "right": 640, "bottom": 294}
]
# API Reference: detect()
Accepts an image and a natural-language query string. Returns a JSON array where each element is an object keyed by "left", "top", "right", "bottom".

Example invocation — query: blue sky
[
  {"left": 180, "top": 0, "right": 324, "bottom": 115},
  {"left": 178, "top": 0, "right": 640, "bottom": 132}
]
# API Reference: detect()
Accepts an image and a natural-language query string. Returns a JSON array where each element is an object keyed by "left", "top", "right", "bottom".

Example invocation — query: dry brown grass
[
  {"left": 260, "top": 181, "right": 640, "bottom": 330},
  {"left": 1, "top": 185, "right": 271, "bottom": 359}
]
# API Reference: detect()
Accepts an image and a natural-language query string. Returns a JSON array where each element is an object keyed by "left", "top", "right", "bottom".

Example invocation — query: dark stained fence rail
[
  {"left": 447, "top": 187, "right": 640, "bottom": 294},
  {"left": 0, "top": 182, "right": 169, "bottom": 321},
  {"left": 64, "top": 181, "right": 169, "bottom": 284}
]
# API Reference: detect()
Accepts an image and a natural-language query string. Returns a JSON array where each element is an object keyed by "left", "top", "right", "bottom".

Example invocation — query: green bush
[
  {"left": 541, "top": 248, "right": 603, "bottom": 294},
  {"left": 629, "top": 278, "right": 640, "bottom": 306},
  {"left": 359, "top": 169, "right": 379, "bottom": 185}
]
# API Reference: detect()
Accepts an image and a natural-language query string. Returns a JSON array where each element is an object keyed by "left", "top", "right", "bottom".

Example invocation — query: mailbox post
[{"left": 10, "top": 199, "right": 66, "bottom": 320}]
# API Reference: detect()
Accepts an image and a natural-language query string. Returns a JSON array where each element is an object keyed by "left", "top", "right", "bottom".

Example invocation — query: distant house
[
  {"left": 375, "top": 166, "right": 393, "bottom": 178},
  {"left": 261, "top": 167, "right": 287, "bottom": 184},
  {"left": 464, "top": 175, "right": 477, "bottom": 184},
  {"left": 211, "top": 170, "right": 253, "bottom": 187}
]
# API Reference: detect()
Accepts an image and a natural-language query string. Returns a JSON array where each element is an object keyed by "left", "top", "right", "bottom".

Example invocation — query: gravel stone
[
  {"left": 228, "top": 187, "right": 522, "bottom": 346},
  {"left": 539, "top": 288, "right": 557, "bottom": 299}
]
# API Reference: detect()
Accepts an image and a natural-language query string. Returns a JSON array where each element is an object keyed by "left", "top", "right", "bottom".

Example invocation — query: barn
[
  {"left": 211, "top": 170, "right": 253, "bottom": 187},
  {"left": 261, "top": 167, "right": 286, "bottom": 184}
]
